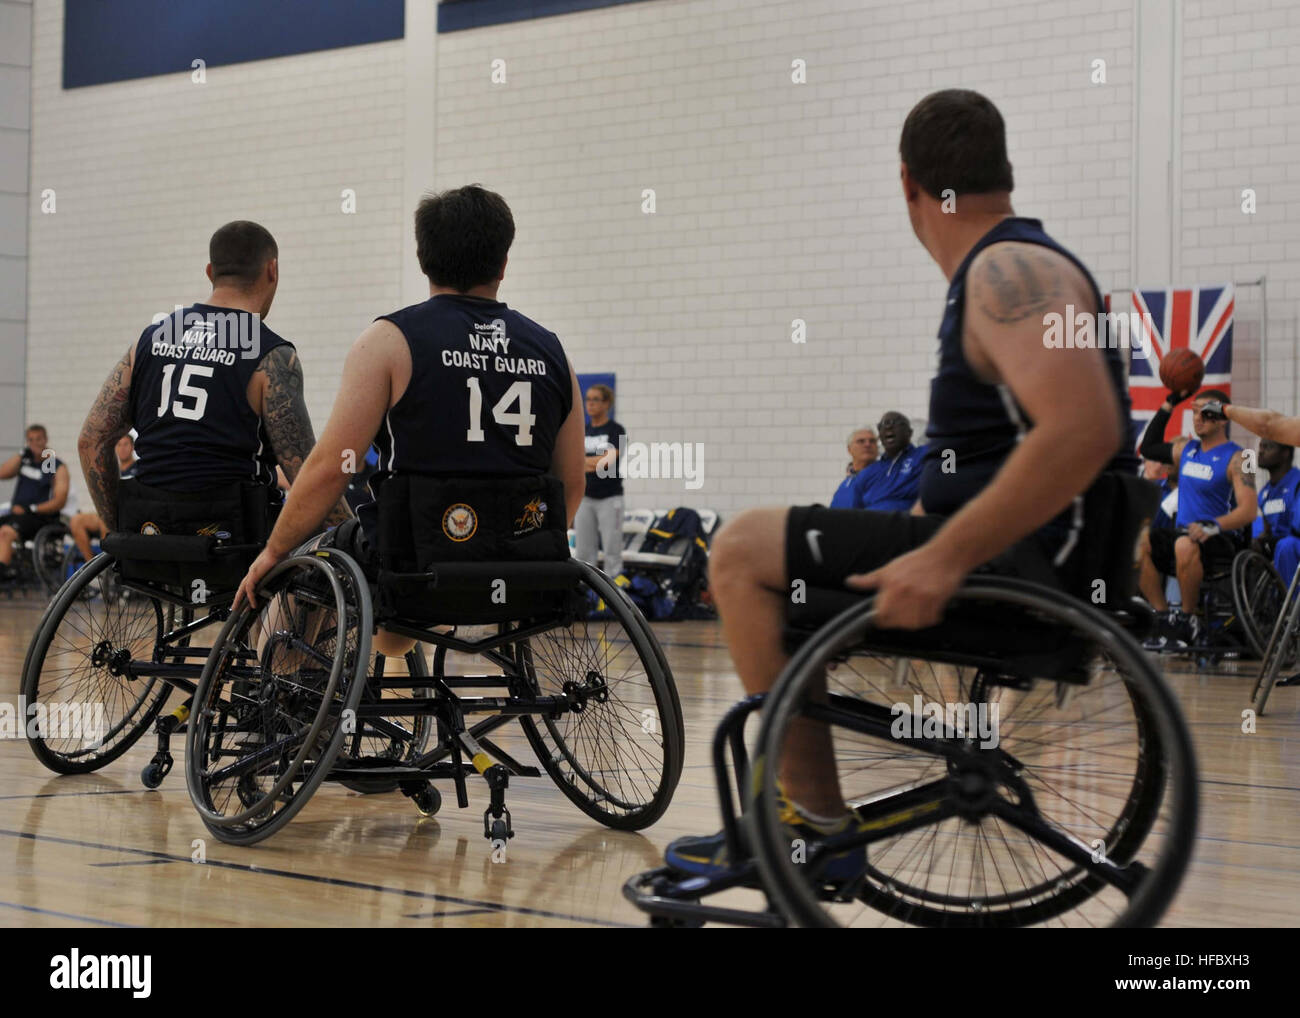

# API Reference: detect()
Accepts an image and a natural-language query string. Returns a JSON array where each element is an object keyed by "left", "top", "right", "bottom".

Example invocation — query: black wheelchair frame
[
  {"left": 20, "top": 532, "right": 265, "bottom": 786},
  {"left": 626, "top": 575, "right": 1200, "bottom": 928},
  {"left": 183, "top": 548, "right": 684, "bottom": 847}
]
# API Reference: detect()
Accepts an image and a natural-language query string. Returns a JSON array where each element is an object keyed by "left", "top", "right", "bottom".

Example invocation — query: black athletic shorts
[
  {"left": 0, "top": 512, "right": 61, "bottom": 543},
  {"left": 1148, "top": 526, "right": 1241, "bottom": 577},
  {"left": 785, "top": 506, "right": 1071, "bottom": 604}
]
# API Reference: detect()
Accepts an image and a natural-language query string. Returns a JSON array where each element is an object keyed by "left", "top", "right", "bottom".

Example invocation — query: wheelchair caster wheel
[
  {"left": 489, "top": 818, "right": 510, "bottom": 843},
  {"left": 413, "top": 786, "right": 441, "bottom": 817},
  {"left": 141, "top": 763, "right": 166, "bottom": 789}
]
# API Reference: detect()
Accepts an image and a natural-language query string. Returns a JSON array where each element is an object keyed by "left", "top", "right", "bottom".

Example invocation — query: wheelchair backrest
[
  {"left": 373, "top": 472, "right": 574, "bottom": 624},
  {"left": 113, "top": 478, "right": 276, "bottom": 595},
  {"left": 1075, "top": 471, "right": 1161, "bottom": 607}
]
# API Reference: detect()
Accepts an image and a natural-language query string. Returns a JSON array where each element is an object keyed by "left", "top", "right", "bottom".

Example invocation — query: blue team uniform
[
  {"left": 1262, "top": 467, "right": 1300, "bottom": 580},
  {"left": 831, "top": 463, "right": 880, "bottom": 508},
  {"left": 1175, "top": 439, "right": 1241, "bottom": 528},
  {"left": 853, "top": 444, "right": 926, "bottom": 511}
]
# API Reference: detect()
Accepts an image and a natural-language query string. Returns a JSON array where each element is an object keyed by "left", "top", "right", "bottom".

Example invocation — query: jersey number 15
[{"left": 156, "top": 364, "right": 213, "bottom": 421}]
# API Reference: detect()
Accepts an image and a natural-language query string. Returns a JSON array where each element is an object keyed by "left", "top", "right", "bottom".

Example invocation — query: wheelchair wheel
[
  {"left": 32, "top": 524, "right": 70, "bottom": 597},
  {"left": 335, "top": 639, "right": 433, "bottom": 794},
  {"left": 512, "top": 561, "right": 683, "bottom": 830},
  {"left": 21, "top": 551, "right": 172, "bottom": 773},
  {"left": 1232, "top": 551, "right": 1288, "bottom": 659},
  {"left": 749, "top": 578, "right": 1199, "bottom": 928},
  {"left": 186, "top": 552, "right": 370, "bottom": 845}
]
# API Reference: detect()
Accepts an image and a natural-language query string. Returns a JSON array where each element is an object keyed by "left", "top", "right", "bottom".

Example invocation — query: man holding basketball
[{"left": 1137, "top": 389, "right": 1255, "bottom": 648}]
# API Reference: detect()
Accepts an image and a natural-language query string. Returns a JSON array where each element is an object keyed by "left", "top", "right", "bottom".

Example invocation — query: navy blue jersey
[
  {"left": 1254, "top": 467, "right": 1300, "bottom": 539},
  {"left": 375, "top": 295, "right": 572, "bottom": 477},
  {"left": 1176, "top": 439, "right": 1241, "bottom": 527},
  {"left": 1151, "top": 478, "right": 1177, "bottom": 531},
  {"left": 10, "top": 447, "right": 63, "bottom": 507},
  {"left": 129, "top": 304, "right": 292, "bottom": 493},
  {"left": 919, "top": 218, "right": 1136, "bottom": 526}
]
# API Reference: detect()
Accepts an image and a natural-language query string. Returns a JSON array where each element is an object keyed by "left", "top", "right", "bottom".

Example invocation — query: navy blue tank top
[
  {"left": 375, "top": 295, "right": 572, "bottom": 477},
  {"left": 11, "top": 448, "right": 63, "bottom": 508},
  {"left": 920, "top": 218, "right": 1135, "bottom": 517},
  {"left": 129, "top": 303, "right": 292, "bottom": 492}
]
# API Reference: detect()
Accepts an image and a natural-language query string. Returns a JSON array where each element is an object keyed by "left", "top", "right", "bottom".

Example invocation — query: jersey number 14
[{"left": 465, "top": 378, "right": 536, "bottom": 446}]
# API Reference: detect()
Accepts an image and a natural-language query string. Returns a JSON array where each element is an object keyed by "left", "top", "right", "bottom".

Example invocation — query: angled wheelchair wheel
[
  {"left": 186, "top": 552, "right": 370, "bottom": 845},
  {"left": 335, "top": 639, "right": 433, "bottom": 794},
  {"left": 32, "top": 524, "right": 70, "bottom": 598},
  {"left": 513, "top": 561, "right": 683, "bottom": 830},
  {"left": 1250, "top": 579, "right": 1300, "bottom": 716},
  {"left": 21, "top": 551, "right": 172, "bottom": 773},
  {"left": 749, "top": 578, "right": 1199, "bottom": 928},
  {"left": 1232, "top": 551, "right": 1288, "bottom": 660}
]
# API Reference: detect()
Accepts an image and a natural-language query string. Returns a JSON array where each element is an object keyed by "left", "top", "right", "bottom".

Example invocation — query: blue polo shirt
[
  {"left": 1254, "top": 466, "right": 1300, "bottom": 539},
  {"left": 830, "top": 463, "right": 878, "bottom": 508},
  {"left": 854, "top": 444, "right": 926, "bottom": 512}
]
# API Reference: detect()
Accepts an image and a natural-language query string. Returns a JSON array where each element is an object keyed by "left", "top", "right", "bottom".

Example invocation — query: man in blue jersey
[
  {"left": 851, "top": 411, "right": 925, "bottom": 511},
  {"left": 233, "top": 186, "right": 586, "bottom": 658},
  {"left": 78, "top": 221, "right": 350, "bottom": 544},
  {"left": 1208, "top": 398, "right": 1300, "bottom": 586},
  {"left": 0, "top": 424, "right": 71, "bottom": 582},
  {"left": 1137, "top": 390, "right": 1255, "bottom": 647},
  {"left": 1250, "top": 439, "right": 1300, "bottom": 559},
  {"left": 829, "top": 427, "right": 878, "bottom": 507},
  {"left": 666, "top": 89, "right": 1137, "bottom": 878}
]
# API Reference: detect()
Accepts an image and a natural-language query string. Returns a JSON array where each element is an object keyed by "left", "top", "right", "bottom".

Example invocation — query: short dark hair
[
  {"left": 900, "top": 89, "right": 1014, "bottom": 198},
  {"left": 415, "top": 185, "right": 515, "bottom": 292},
  {"left": 209, "top": 221, "right": 278, "bottom": 286},
  {"left": 25, "top": 424, "right": 46, "bottom": 437},
  {"left": 1198, "top": 389, "right": 1230, "bottom": 403}
]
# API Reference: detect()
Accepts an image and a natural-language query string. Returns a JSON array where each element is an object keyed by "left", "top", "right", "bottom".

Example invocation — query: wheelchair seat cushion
[
  {"left": 370, "top": 472, "right": 577, "bottom": 625},
  {"left": 112, "top": 477, "right": 277, "bottom": 592}
]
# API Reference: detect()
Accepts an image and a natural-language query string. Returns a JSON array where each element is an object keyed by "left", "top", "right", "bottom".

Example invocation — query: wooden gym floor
[{"left": 1, "top": 590, "right": 1297, "bottom": 928}]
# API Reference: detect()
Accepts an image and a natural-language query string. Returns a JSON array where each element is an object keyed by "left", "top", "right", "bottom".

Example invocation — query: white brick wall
[
  {"left": 27, "top": 0, "right": 1295, "bottom": 517},
  {"left": 1181, "top": 0, "right": 1300, "bottom": 417},
  {"left": 24, "top": 0, "right": 404, "bottom": 506},
  {"left": 0, "top": 0, "right": 31, "bottom": 463}
]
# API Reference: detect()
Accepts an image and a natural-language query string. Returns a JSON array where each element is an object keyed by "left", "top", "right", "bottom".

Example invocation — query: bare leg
[
  {"left": 69, "top": 515, "right": 98, "bottom": 563},
  {"left": 1175, "top": 536, "right": 1203, "bottom": 613},
  {"left": 0, "top": 524, "right": 16, "bottom": 567},
  {"left": 710, "top": 507, "right": 843, "bottom": 816},
  {"left": 1137, "top": 531, "right": 1168, "bottom": 611}
]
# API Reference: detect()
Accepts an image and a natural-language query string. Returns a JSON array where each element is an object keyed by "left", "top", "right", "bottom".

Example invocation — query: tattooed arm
[
  {"left": 254, "top": 345, "right": 352, "bottom": 528},
  {"left": 78, "top": 346, "right": 135, "bottom": 530}
]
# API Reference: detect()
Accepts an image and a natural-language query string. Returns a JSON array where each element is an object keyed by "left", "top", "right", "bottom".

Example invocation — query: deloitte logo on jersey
[{"left": 150, "top": 306, "right": 262, "bottom": 361}]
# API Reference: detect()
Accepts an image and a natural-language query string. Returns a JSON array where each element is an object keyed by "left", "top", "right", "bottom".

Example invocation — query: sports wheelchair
[
  {"left": 182, "top": 474, "right": 684, "bottom": 847},
  {"left": 0, "top": 508, "right": 71, "bottom": 598},
  {"left": 626, "top": 474, "right": 1200, "bottom": 927},
  {"left": 1250, "top": 560, "right": 1300, "bottom": 715},
  {"left": 20, "top": 481, "right": 315, "bottom": 787}
]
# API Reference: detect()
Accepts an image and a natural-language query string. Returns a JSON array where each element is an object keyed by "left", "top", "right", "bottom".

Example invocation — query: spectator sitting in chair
[
  {"left": 849, "top": 411, "right": 926, "bottom": 511},
  {"left": 829, "top": 427, "right": 879, "bottom": 507},
  {"left": 1249, "top": 439, "right": 1300, "bottom": 566},
  {"left": 0, "top": 424, "right": 71, "bottom": 582},
  {"left": 66, "top": 434, "right": 137, "bottom": 566}
]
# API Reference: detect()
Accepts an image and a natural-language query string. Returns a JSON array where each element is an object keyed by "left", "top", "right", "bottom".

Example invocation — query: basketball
[{"left": 1159, "top": 349, "right": 1205, "bottom": 393}]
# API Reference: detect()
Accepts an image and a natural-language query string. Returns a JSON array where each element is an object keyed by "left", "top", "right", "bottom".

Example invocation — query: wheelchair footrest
[{"left": 622, "top": 866, "right": 784, "bottom": 928}]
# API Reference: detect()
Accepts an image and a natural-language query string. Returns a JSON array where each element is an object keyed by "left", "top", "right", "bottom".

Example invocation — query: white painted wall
[{"left": 20, "top": 0, "right": 1300, "bottom": 515}]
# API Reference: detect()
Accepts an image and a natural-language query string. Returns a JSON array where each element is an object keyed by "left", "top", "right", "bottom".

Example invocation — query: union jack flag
[{"left": 1113, "top": 284, "right": 1235, "bottom": 450}]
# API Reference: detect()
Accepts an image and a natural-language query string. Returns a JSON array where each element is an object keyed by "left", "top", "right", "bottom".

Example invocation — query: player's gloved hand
[
  {"left": 1166, "top": 388, "right": 1195, "bottom": 406},
  {"left": 1188, "top": 520, "right": 1220, "bottom": 543},
  {"left": 1199, "top": 401, "right": 1227, "bottom": 421}
]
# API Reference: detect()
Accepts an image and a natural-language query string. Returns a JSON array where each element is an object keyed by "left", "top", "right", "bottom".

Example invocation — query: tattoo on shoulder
[
  {"left": 260, "top": 346, "right": 315, "bottom": 484},
  {"left": 974, "top": 248, "right": 1066, "bottom": 325}
]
